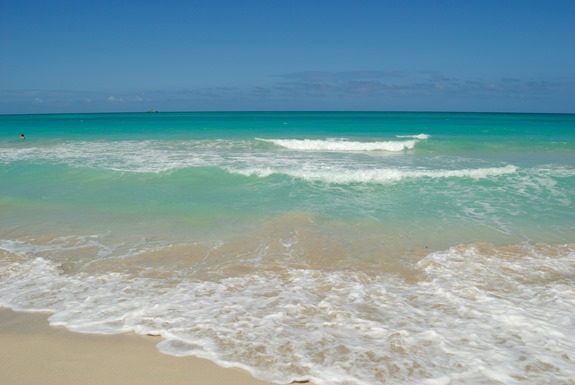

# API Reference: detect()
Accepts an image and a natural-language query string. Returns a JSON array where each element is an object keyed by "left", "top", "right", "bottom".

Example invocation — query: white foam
[
  {"left": 396, "top": 133, "right": 431, "bottom": 140},
  {"left": 0, "top": 140, "right": 221, "bottom": 173},
  {"left": 256, "top": 138, "right": 420, "bottom": 152},
  {"left": 228, "top": 164, "right": 518, "bottom": 184},
  {"left": 1, "top": 240, "right": 574, "bottom": 385}
]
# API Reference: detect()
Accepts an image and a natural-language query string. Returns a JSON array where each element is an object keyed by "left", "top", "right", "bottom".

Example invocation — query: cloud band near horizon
[{"left": 1, "top": 70, "right": 573, "bottom": 114}]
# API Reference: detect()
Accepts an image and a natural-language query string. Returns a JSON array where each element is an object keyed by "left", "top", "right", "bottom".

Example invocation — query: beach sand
[{"left": 0, "top": 308, "right": 282, "bottom": 385}]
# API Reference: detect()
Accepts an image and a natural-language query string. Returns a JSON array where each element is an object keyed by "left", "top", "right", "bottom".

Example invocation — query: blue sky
[{"left": 1, "top": 0, "right": 574, "bottom": 114}]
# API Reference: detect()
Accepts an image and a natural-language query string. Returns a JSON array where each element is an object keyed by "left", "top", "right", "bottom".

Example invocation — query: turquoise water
[{"left": 1, "top": 112, "right": 574, "bottom": 384}]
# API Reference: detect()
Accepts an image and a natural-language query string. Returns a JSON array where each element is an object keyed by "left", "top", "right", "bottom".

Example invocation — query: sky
[{"left": 1, "top": 0, "right": 574, "bottom": 114}]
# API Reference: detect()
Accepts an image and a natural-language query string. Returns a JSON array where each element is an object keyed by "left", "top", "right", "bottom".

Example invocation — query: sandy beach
[{"left": 0, "top": 308, "right": 280, "bottom": 385}]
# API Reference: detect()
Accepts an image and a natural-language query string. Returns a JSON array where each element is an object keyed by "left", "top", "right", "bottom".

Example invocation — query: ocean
[{"left": 1, "top": 111, "right": 574, "bottom": 385}]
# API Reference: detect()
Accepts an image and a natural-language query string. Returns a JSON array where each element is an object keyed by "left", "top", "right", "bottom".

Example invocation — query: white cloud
[{"left": 107, "top": 95, "right": 124, "bottom": 102}]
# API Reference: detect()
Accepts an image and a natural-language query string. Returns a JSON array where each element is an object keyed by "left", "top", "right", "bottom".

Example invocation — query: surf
[
  {"left": 256, "top": 136, "right": 429, "bottom": 152},
  {"left": 227, "top": 164, "right": 518, "bottom": 184}
]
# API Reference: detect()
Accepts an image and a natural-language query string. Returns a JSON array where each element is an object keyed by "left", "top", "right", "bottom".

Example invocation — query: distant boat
[{"left": 147, "top": 109, "right": 159, "bottom": 113}]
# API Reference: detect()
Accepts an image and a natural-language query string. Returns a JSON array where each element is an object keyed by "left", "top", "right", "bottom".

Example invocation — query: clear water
[{"left": 1, "top": 112, "right": 574, "bottom": 384}]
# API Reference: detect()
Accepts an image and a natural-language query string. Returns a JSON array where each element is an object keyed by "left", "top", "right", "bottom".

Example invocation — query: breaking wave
[
  {"left": 228, "top": 164, "right": 518, "bottom": 184},
  {"left": 256, "top": 135, "right": 429, "bottom": 152}
]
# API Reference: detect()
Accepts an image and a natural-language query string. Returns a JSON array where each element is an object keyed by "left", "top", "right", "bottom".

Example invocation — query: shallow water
[{"left": 1, "top": 112, "right": 574, "bottom": 384}]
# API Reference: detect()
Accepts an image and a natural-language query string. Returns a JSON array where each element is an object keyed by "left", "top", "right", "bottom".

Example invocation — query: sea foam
[
  {"left": 256, "top": 137, "right": 425, "bottom": 152},
  {"left": 229, "top": 164, "right": 518, "bottom": 184},
  {"left": 396, "top": 133, "right": 430, "bottom": 140},
  {"left": 1, "top": 240, "right": 574, "bottom": 385}
]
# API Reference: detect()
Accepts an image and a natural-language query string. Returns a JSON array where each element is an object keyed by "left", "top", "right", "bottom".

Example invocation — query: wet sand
[{"left": 0, "top": 308, "right": 280, "bottom": 385}]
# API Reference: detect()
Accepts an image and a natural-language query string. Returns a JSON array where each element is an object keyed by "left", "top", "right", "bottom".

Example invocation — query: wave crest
[
  {"left": 229, "top": 164, "right": 518, "bottom": 184},
  {"left": 257, "top": 136, "right": 428, "bottom": 152}
]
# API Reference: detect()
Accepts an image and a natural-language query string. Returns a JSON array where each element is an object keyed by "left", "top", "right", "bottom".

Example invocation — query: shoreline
[{"left": 0, "top": 308, "right": 281, "bottom": 385}]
